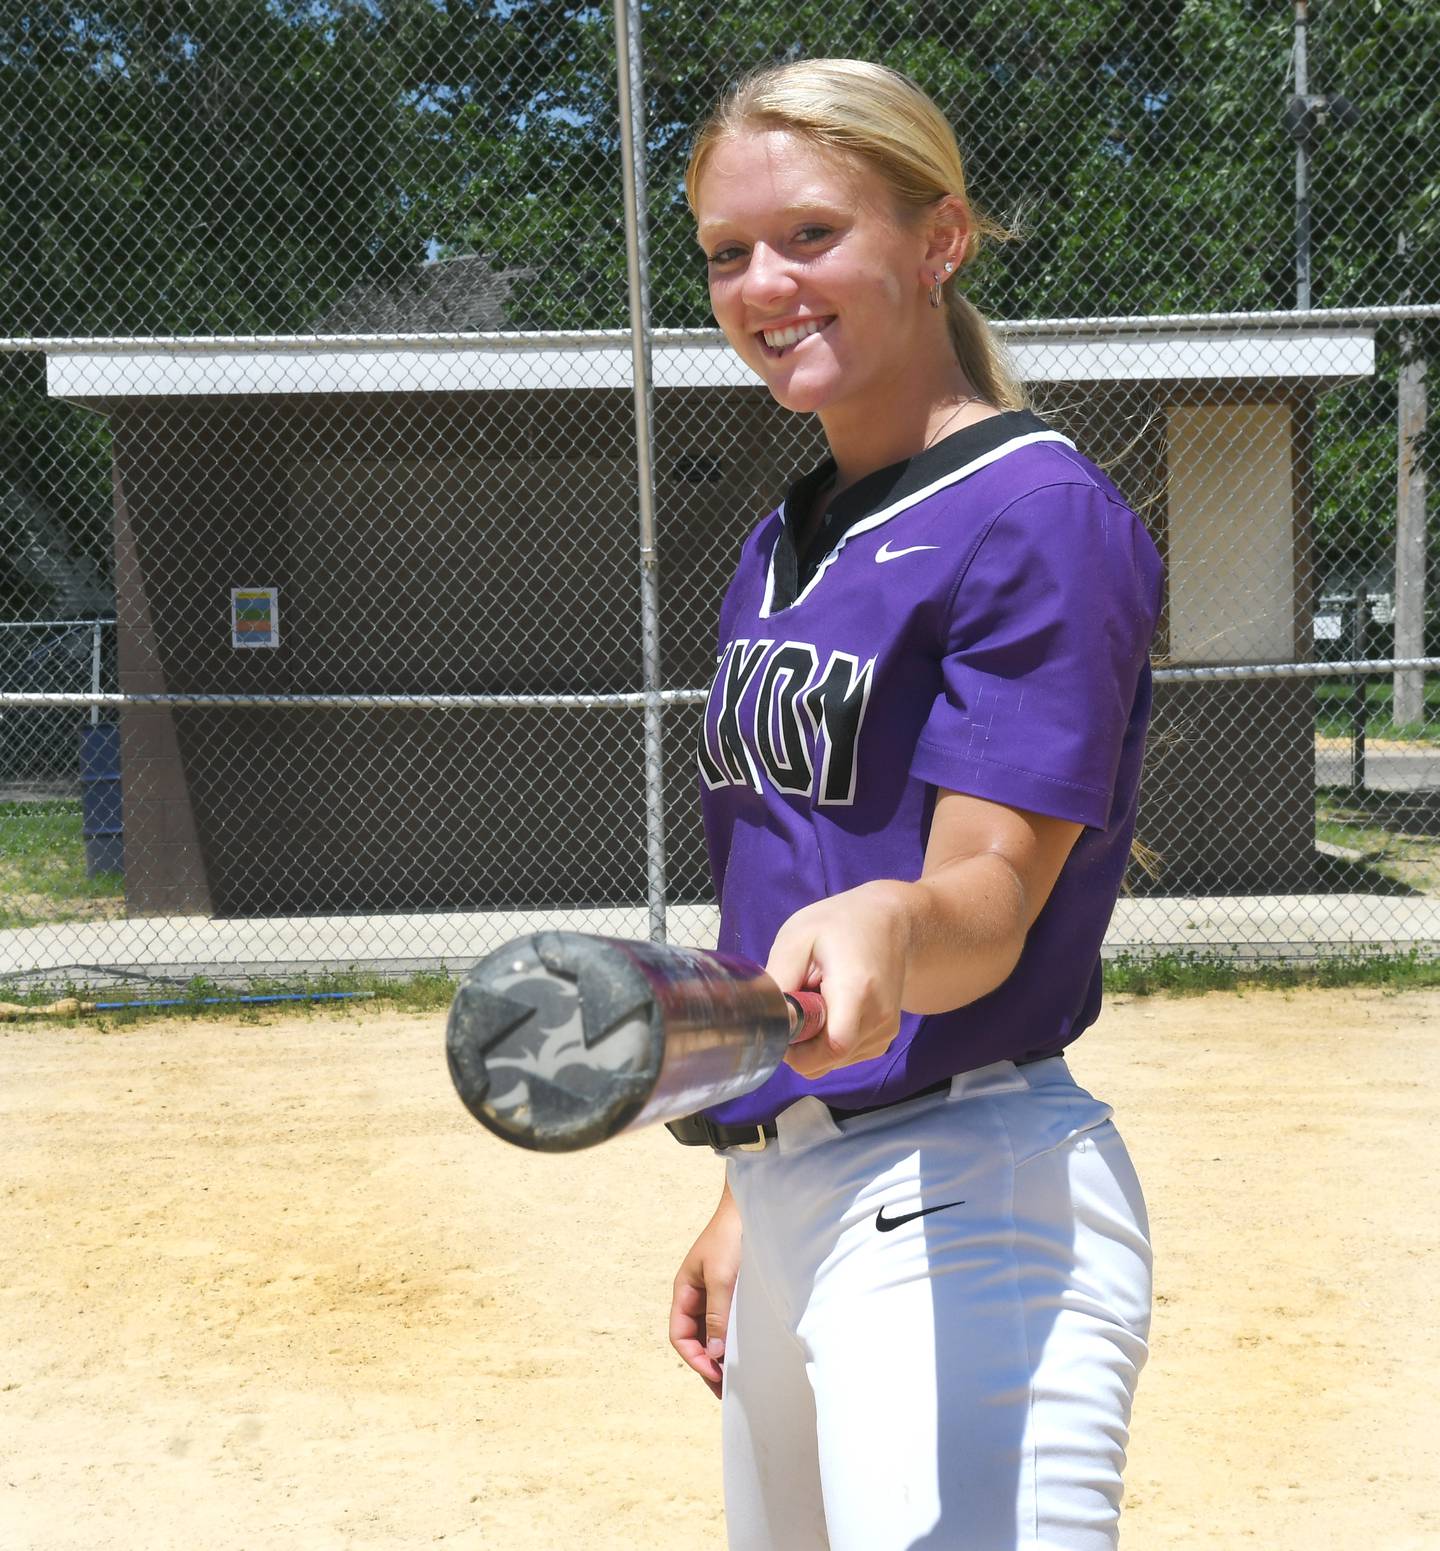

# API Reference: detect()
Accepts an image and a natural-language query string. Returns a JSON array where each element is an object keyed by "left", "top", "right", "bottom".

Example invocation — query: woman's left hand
[
  {"left": 762, "top": 792, "right": 1085, "bottom": 1081},
  {"left": 765, "top": 880, "right": 913, "bottom": 1080}
]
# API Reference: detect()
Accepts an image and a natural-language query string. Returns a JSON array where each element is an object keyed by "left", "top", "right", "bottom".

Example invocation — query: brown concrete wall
[
  {"left": 1136, "top": 676, "right": 1318, "bottom": 895},
  {"left": 1041, "top": 386, "right": 1319, "bottom": 892},
  {"left": 110, "top": 388, "right": 807, "bottom": 913}
]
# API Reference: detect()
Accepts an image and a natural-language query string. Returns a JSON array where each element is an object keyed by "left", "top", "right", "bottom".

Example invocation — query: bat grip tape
[{"left": 784, "top": 990, "right": 827, "bottom": 1044}]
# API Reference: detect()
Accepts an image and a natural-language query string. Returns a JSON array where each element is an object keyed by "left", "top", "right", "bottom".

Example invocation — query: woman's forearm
[
  {"left": 768, "top": 799, "right": 1081, "bottom": 1075},
  {"left": 857, "top": 858, "right": 1029, "bottom": 1017}
]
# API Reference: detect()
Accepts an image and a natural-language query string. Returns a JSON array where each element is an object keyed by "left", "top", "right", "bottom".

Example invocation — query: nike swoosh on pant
[{"left": 874, "top": 1200, "right": 966, "bottom": 1233}]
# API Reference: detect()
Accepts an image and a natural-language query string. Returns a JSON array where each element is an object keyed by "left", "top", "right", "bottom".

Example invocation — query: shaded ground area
[
  {"left": 2, "top": 988, "right": 1437, "bottom": 1550},
  {"left": 1316, "top": 784, "right": 1440, "bottom": 895}
]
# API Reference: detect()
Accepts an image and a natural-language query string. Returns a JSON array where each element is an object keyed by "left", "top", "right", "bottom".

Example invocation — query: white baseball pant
[{"left": 720, "top": 1056, "right": 1152, "bottom": 1551}]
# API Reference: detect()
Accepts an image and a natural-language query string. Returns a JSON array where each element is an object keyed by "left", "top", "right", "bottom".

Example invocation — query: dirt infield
[{"left": 3, "top": 986, "right": 1437, "bottom": 1551}]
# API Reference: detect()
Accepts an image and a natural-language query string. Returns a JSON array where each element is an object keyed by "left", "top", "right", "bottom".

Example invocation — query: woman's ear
[{"left": 923, "top": 194, "right": 970, "bottom": 276}]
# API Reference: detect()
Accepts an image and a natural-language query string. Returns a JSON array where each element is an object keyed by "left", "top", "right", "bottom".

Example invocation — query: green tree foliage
[{"left": 0, "top": 0, "right": 537, "bottom": 609}]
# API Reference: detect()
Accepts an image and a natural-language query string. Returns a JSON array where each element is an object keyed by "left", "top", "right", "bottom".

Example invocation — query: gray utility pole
[
  {"left": 1395, "top": 278, "right": 1429, "bottom": 727},
  {"left": 1287, "top": 2, "right": 1357, "bottom": 310},
  {"left": 1292, "top": 0, "right": 1312, "bottom": 309},
  {"left": 612, "top": 0, "right": 669, "bottom": 943}
]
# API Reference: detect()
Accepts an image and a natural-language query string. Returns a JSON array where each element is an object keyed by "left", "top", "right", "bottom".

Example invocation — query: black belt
[{"left": 666, "top": 1076, "right": 955, "bottom": 1152}]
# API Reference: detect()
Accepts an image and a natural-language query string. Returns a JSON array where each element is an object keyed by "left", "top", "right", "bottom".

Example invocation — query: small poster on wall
[{"left": 231, "top": 587, "right": 280, "bottom": 648}]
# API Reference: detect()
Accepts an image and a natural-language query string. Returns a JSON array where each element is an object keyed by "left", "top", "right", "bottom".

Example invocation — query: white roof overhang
[{"left": 44, "top": 324, "right": 1375, "bottom": 402}]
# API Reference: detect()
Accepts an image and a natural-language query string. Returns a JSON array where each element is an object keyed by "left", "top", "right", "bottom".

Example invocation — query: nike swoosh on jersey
[{"left": 874, "top": 540, "right": 940, "bottom": 563}]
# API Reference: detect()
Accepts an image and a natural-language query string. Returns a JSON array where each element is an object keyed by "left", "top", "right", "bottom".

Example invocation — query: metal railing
[{"left": 4, "top": 657, "right": 1437, "bottom": 715}]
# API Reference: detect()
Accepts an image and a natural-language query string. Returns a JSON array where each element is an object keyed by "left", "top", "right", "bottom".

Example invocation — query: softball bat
[{"left": 445, "top": 930, "right": 825, "bottom": 1152}]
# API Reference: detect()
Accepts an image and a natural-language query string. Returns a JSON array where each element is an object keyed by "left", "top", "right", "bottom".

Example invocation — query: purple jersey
[{"left": 696, "top": 409, "right": 1164, "bottom": 1126}]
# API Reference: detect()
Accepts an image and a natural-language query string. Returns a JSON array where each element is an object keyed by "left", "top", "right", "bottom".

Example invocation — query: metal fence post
[
  {"left": 612, "top": 0, "right": 668, "bottom": 943},
  {"left": 1347, "top": 589, "right": 1369, "bottom": 791},
  {"left": 1394, "top": 310, "right": 1429, "bottom": 727},
  {"left": 90, "top": 621, "right": 102, "bottom": 727}
]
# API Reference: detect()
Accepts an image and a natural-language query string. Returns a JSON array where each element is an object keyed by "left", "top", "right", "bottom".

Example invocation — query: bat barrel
[{"left": 446, "top": 931, "right": 794, "bottom": 1151}]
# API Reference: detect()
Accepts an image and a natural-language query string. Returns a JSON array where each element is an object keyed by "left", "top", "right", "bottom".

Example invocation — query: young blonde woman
[{"left": 664, "top": 59, "right": 1162, "bottom": 1550}]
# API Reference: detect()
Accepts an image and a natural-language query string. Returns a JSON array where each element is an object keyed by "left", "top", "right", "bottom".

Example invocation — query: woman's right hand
[{"left": 669, "top": 1181, "right": 741, "bottom": 1400}]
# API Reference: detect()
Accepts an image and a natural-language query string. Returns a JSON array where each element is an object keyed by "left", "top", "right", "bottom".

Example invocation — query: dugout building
[{"left": 46, "top": 295, "right": 1373, "bottom": 917}]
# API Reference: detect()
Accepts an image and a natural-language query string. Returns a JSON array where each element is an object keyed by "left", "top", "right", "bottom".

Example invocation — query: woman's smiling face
[{"left": 694, "top": 129, "right": 933, "bottom": 417}]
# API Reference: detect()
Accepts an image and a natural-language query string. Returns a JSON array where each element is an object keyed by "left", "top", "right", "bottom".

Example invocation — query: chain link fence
[
  {"left": 1, "top": 0, "right": 1436, "bottom": 993},
  {"left": 1, "top": 619, "right": 113, "bottom": 781}
]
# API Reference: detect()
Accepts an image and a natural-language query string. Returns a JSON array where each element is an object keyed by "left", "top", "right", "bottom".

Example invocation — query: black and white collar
[{"left": 765, "top": 409, "right": 1073, "bottom": 616}]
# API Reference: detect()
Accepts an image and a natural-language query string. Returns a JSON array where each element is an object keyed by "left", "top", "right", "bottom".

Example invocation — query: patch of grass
[
  {"left": 1104, "top": 947, "right": 1440, "bottom": 996},
  {"left": 0, "top": 968, "right": 460, "bottom": 1028},
  {"left": 1315, "top": 677, "right": 1440, "bottom": 744},
  {"left": 86, "top": 967, "right": 461, "bottom": 1027},
  {"left": 0, "top": 800, "right": 125, "bottom": 928},
  {"left": 8, "top": 953, "right": 1439, "bottom": 1030}
]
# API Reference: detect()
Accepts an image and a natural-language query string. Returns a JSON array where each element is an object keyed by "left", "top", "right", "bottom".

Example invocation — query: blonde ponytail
[{"left": 945, "top": 289, "right": 1027, "bottom": 411}]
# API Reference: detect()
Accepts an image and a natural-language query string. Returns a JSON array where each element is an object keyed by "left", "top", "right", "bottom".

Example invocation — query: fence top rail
[
  {"left": 0, "top": 689, "right": 710, "bottom": 712},
  {"left": 3, "top": 304, "right": 1436, "bottom": 356},
  {"left": 1157, "top": 657, "right": 1440, "bottom": 683},
  {"left": 0, "top": 619, "right": 115, "bottom": 630},
  {"left": 1, "top": 660, "right": 1436, "bottom": 713}
]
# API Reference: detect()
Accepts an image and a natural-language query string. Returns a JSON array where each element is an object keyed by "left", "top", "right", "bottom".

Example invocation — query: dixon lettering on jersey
[{"left": 698, "top": 638, "right": 875, "bottom": 806}]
